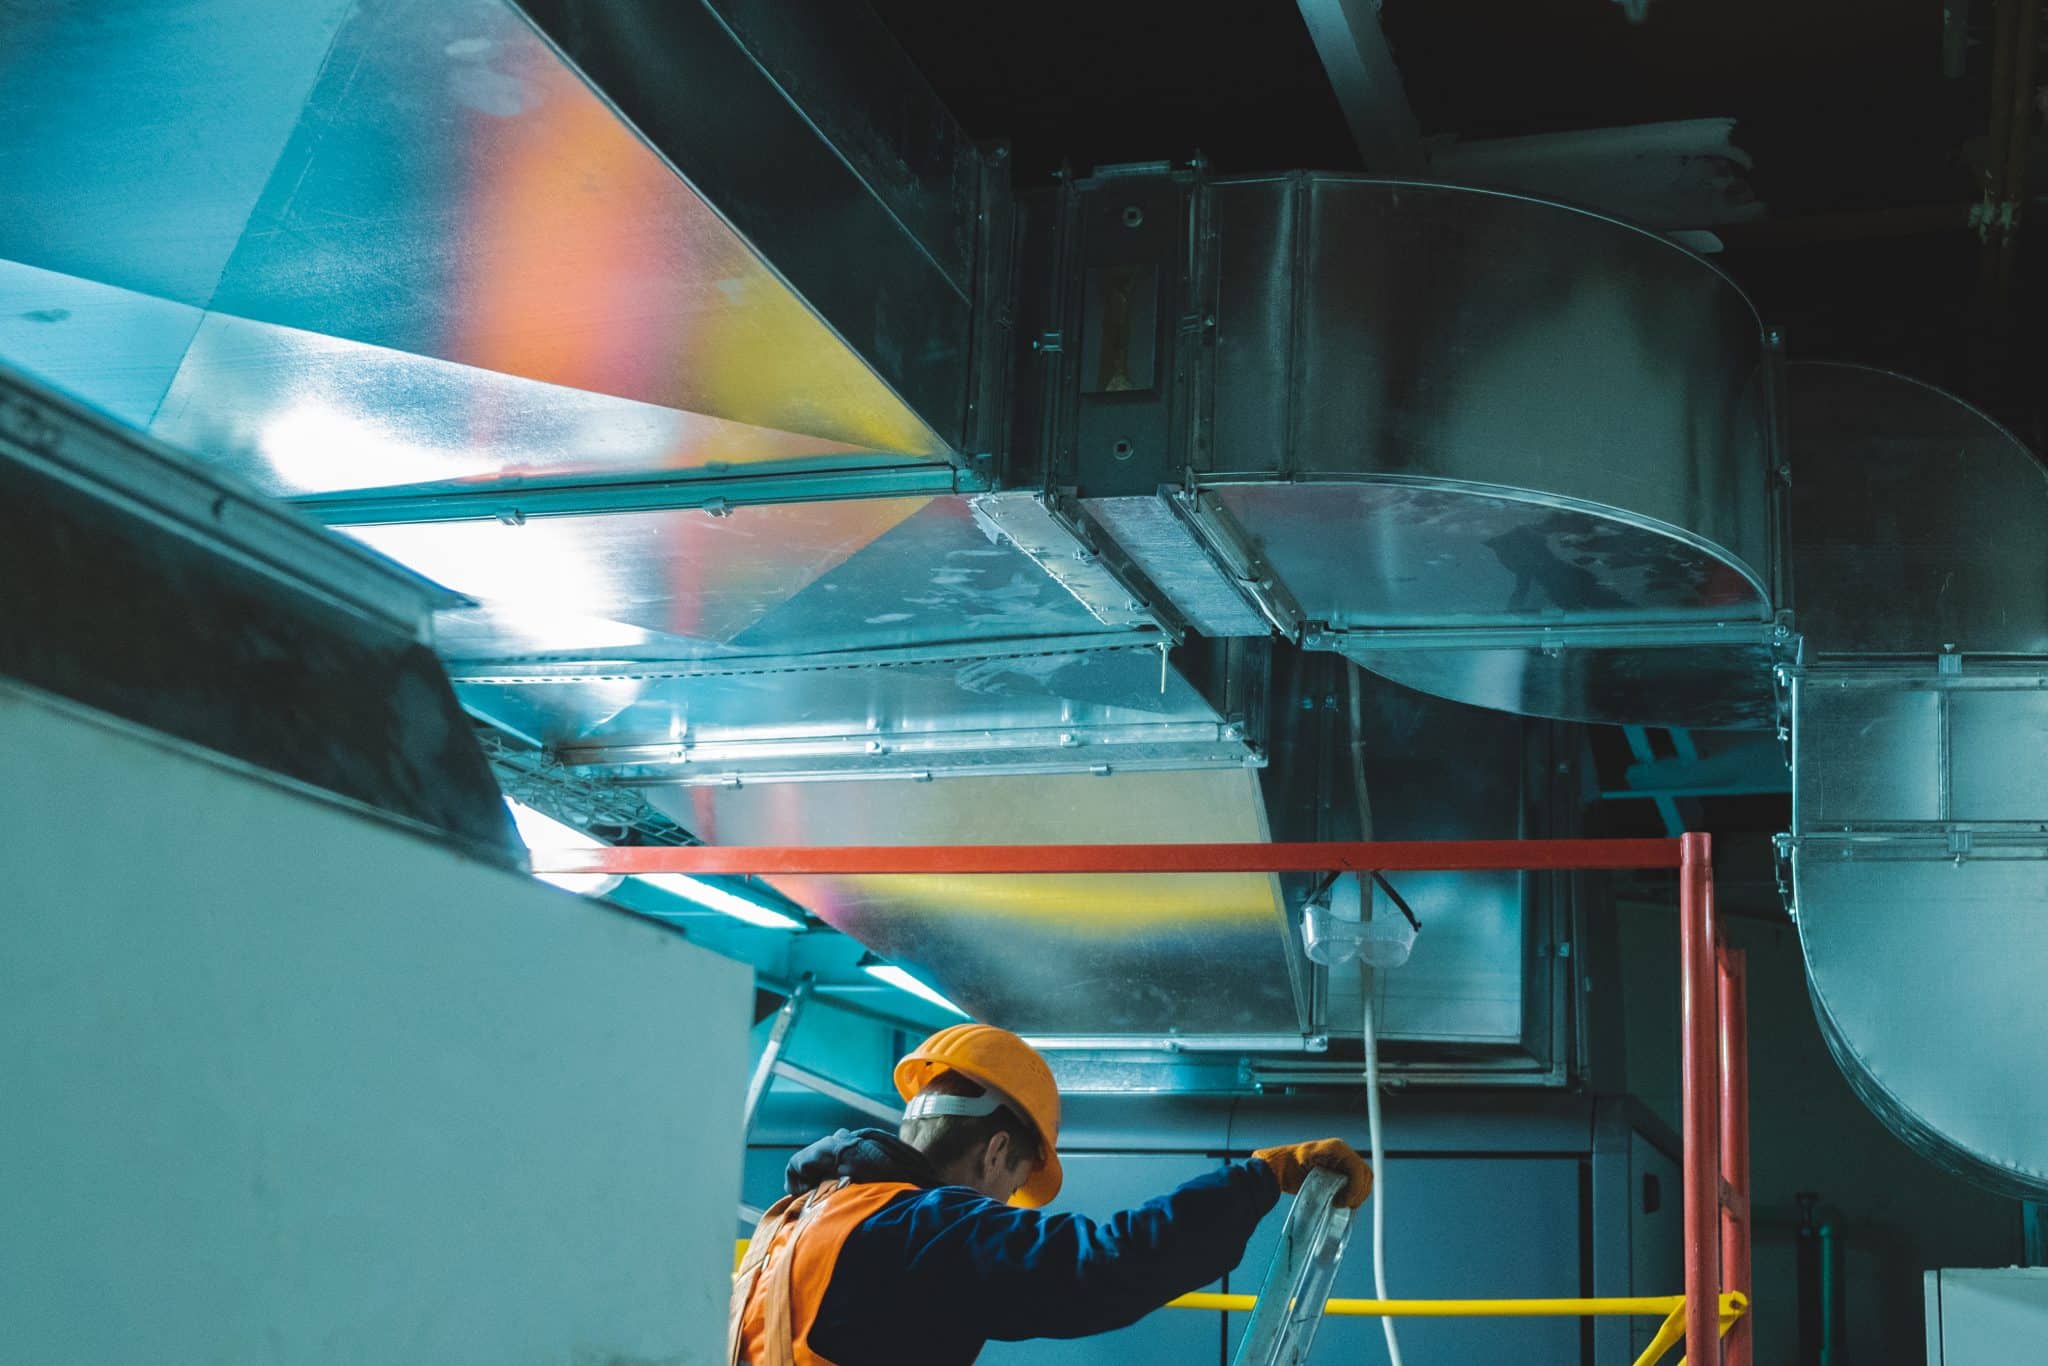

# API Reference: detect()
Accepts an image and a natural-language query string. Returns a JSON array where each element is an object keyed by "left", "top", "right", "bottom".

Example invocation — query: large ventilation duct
[
  {"left": 13, "top": 0, "right": 2044, "bottom": 1139},
  {"left": 1784, "top": 362, "right": 2048, "bottom": 1197},
  {"left": 1013, "top": 170, "right": 1784, "bottom": 731}
]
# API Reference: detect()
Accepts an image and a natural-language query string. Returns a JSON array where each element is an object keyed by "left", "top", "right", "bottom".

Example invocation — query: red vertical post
[
  {"left": 1719, "top": 940, "right": 1753, "bottom": 1366},
  {"left": 1680, "top": 832, "right": 1722, "bottom": 1363}
]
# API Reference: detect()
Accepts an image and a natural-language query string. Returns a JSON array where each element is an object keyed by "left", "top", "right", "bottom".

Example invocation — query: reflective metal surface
[
  {"left": 517, "top": 0, "right": 985, "bottom": 445},
  {"left": 1184, "top": 177, "right": 1773, "bottom": 725},
  {"left": 1796, "top": 843, "right": 2048, "bottom": 1196},
  {"left": 1082, "top": 494, "right": 1273, "bottom": 637},
  {"left": 661, "top": 770, "right": 1303, "bottom": 1035},
  {"left": 1785, "top": 364, "right": 2048, "bottom": 1195},
  {"left": 0, "top": 361, "right": 519, "bottom": 864},
  {"left": 0, "top": 0, "right": 947, "bottom": 502},
  {"left": 1787, "top": 362, "right": 2048, "bottom": 657},
  {"left": 968, "top": 492, "right": 1160, "bottom": 629},
  {"left": 468, "top": 645, "right": 1250, "bottom": 785},
  {"left": 1209, "top": 482, "right": 1767, "bottom": 627},
  {"left": 1261, "top": 651, "right": 1571, "bottom": 1065},
  {"left": 347, "top": 495, "right": 1139, "bottom": 662},
  {"left": 1201, "top": 178, "right": 1771, "bottom": 565},
  {"left": 1342, "top": 639, "right": 1780, "bottom": 731}
]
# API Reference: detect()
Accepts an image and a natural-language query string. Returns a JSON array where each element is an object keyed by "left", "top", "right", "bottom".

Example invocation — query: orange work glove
[{"left": 1253, "top": 1138, "right": 1373, "bottom": 1209}]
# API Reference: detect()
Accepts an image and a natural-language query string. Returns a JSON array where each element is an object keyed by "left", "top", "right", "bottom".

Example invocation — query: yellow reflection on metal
[{"left": 792, "top": 872, "right": 1282, "bottom": 934}]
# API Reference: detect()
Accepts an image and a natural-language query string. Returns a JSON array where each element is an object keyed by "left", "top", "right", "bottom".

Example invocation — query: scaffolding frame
[{"left": 541, "top": 833, "right": 1751, "bottom": 1366}]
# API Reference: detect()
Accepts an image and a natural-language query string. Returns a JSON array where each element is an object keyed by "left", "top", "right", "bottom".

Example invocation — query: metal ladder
[
  {"left": 1230, "top": 1166, "right": 1357, "bottom": 1366},
  {"left": 738, "top": 975, "right": 905, "bottom": 1223}
]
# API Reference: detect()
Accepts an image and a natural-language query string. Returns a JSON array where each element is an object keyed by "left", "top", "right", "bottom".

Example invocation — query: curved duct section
[
  {"left": 10, "top": 0, "right": 2044, "bottom": 1140},
  {"left": 1784, "top": 362, "right": 2048, "bottom": 1197},
  {"left": 1032, "top": 172, "right": 1784, "bottom": 730}
]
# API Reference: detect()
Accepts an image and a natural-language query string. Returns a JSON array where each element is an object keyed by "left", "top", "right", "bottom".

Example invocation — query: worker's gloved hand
[{"left": 1253, "top": 1138, "right": 1372, "bottom": 1208}]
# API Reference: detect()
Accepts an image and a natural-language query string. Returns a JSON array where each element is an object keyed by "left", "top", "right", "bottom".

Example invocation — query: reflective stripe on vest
[{"left": 729, "top": 1179, "right": 920, "bottom": 1366}]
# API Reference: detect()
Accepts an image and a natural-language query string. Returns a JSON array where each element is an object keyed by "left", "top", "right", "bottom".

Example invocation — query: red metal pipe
[
  {"left": 527, "top": 837, "right": 1684, "bottom": 877},
  {"left": 1680, "top": 832, "right": 1722, "bottom": 1363},
  {"left": 1719, "top": 944, "right": 1754, "bottom": 1366}
]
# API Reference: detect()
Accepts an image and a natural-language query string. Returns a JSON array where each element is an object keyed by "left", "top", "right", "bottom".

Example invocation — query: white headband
[{"left": 904, "top": 1090, "right": 1005, "bottom": 1121}]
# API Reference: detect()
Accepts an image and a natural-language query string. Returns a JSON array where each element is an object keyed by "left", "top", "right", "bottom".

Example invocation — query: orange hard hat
[{"left": 894, "top": 1023, "right": 1063, "bottom": 1207}]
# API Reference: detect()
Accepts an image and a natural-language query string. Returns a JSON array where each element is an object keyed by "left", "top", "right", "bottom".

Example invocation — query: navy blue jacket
[{"left": 786, "top": 1128, "right": 1280, "bottom": 1365}]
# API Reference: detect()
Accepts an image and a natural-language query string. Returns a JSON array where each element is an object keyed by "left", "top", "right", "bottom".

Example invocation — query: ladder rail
[{"left": 1230, "top": 1167, "right": 1356, "bottom": 1366}]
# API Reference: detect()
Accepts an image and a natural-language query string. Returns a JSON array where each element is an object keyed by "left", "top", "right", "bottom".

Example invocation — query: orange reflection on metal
[{"left": 451, "top": 36, "right": 946, "bottom": 456}]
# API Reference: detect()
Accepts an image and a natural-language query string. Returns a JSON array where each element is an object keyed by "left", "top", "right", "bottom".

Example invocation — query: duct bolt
[
  {"left": 865, "top": 740, "right": 887, "bottom": 755},
  {"left": 1058, "top": 732, "right": 1080, "bottom": 747},
  {"left": 1220, "top": 722, "right": 1243, "bottom": 740}
]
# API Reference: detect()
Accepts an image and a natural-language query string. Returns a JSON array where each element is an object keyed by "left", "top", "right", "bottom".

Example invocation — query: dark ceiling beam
[{"left": 1295, "top": 0, "right": 1428, "bottom": 174}]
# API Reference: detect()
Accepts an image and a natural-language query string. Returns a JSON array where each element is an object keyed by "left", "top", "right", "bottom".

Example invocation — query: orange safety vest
[{"left": 729, "top": 1178, "right": 920, "bottom": 1366}]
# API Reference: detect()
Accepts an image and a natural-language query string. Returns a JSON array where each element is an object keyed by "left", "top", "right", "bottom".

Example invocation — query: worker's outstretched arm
[{"left": 872, "top": 1159, "right": 1281, "bottom": 1341}]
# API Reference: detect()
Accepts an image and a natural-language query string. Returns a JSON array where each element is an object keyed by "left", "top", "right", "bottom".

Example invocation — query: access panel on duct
[{"left": 1020, "top": 170, "right": 1785, "bottom": 729}]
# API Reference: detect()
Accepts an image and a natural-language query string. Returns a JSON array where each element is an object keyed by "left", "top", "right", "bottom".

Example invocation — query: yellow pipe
[
  {"left": 739, "top": 1238, "right": 1753, "bottom": 1340},
  {"left": 1629, "top": 1292, "right": 1747, "bottom": 1366},
  {"left": 1163, "top": 1291, "right": 1748, "bottom": 1321}
]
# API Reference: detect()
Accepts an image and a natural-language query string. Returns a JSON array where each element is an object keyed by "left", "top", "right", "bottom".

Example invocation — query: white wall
[{"left": 0, "top": 682, "right": 749, "bottom": 1365}]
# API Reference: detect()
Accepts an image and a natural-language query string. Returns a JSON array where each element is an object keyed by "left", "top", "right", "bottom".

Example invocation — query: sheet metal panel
[
  {"left": 1793, "top": 681, "right": 1943, "bottom": 825},
  {"left": 349, "top": 496, "right": 1139, "bottom": 662},
  {"left": 1190, "top": 176, "right": 1776, "bottom": 728},
  {"left": 1797, "top": 851, "right": 2048, "bottom": 1195},
  {"left": 0, "top": 0, "right": 950, "bottom": 500},
  {"left": 1788, "top": 363, "right": 2048, "bottom": 657},
  {"left": 669, "top": 769, "right": 1303, "bottom": 1036}
]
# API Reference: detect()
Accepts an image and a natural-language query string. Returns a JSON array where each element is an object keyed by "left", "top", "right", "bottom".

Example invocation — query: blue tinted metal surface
[
  {"left": 0, "top": 0, "right": 948, "bottom": 503},
  {"left": 0, "top": 0, "right": 351, "bottom": 306},
  {"left": 345, "top": 496, "right": 1131, "bottom": 662},
  {"left": 0, "top": 261, "right": 205, "bottom": 428}
]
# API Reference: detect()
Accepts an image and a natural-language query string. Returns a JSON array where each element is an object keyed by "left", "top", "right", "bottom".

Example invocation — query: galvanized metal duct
[
  {"left": 0, "top": 361, "right": 520, "bottom": 865},
  {"left": 1785, "top": 362, "right": 2048, "bottom": 1197},
  {"left": 0, "top": 0, "right": 1248, "bottom": 779},
  {"left": 1013, "top": 169, "right": 1784, "bottom": 730}
]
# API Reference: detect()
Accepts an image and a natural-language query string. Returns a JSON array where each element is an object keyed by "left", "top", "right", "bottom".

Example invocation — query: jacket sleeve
[{"left": 884, "top": 1158, "right": 1282, "bottom": 1341}]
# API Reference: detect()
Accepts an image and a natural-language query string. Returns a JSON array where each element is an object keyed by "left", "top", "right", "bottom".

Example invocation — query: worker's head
[
  {"left": 898, "top": 1072, "right": 1040, "bottom": 1202},
  {"left": 893, "top": 1023, "right": 1064, "bottom": 1207}
]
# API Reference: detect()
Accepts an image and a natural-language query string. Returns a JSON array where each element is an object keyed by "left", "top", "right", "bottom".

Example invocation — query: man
[{"left": 731, "top": 1022, "right": 1371, "bottom": 1365}]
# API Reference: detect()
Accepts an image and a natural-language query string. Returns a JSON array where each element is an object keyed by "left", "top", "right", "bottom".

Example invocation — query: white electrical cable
[{"left": 1363, "top": 967, "right": 1405, "bottom": 1366}]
